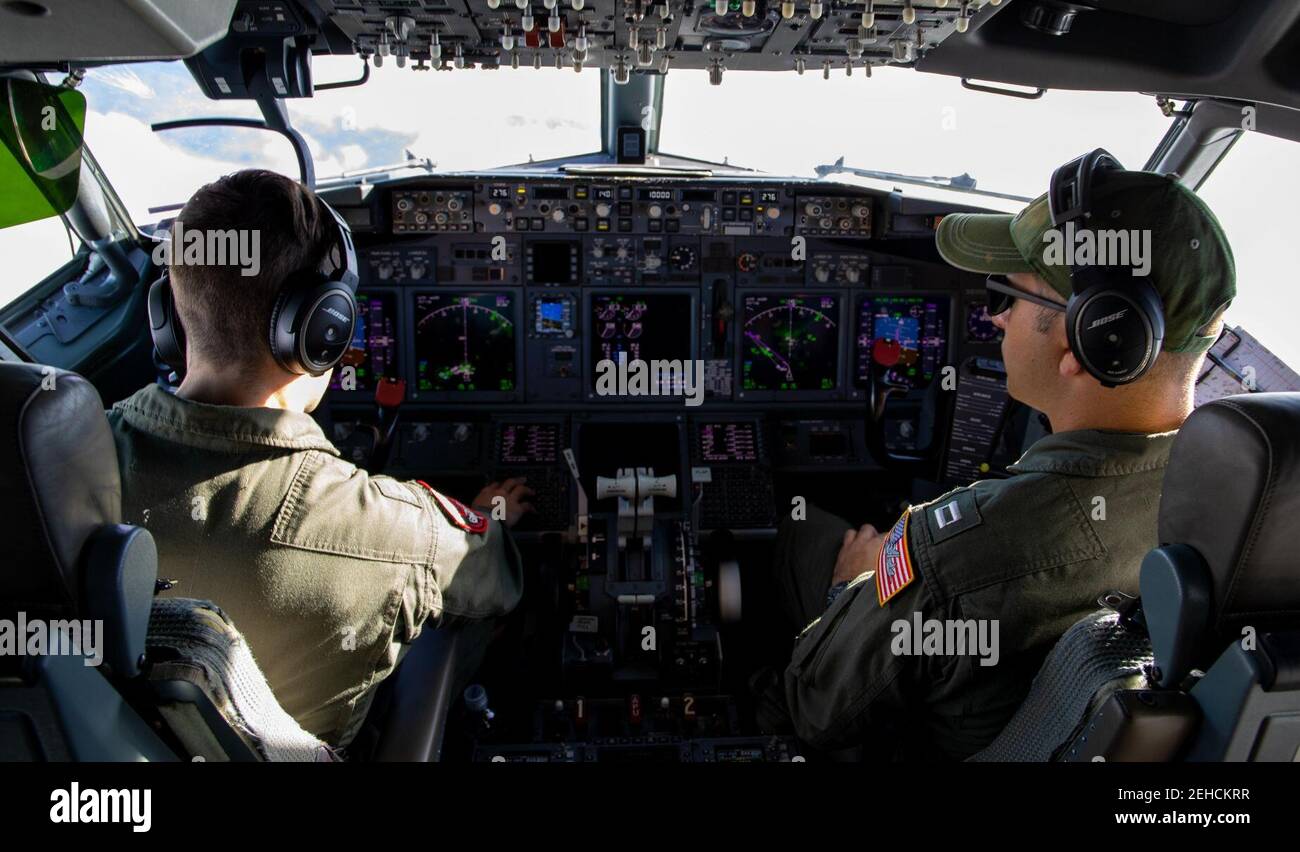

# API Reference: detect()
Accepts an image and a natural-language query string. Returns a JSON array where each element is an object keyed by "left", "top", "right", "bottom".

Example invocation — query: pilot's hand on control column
[
  {"left": 473, "top": 477, "right": 535, "bottom": 529},
  {"left": 831, "top": 524, "right": 885, "bottom": 586}
]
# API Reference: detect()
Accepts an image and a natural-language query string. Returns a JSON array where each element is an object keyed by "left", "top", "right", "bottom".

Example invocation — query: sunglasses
[{"left": 985, "top": 274, "right": 1069, "bottom": 316}]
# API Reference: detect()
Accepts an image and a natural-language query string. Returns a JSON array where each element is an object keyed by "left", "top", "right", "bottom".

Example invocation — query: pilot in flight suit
[
  {"left": 108, "top": 386, "right": 524, "bottom": 747},
  {"left": 761, "top": 169, "right": 1237, "bottom": 759},
  {"left": 104, "top": 169, "right": 527, "bottom": 749}
]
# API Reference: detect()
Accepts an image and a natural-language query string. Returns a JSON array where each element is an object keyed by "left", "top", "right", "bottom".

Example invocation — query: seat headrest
[
  {"left": 0, "top": 362, "right": 121, "bottom": 620},
  {"left": 1158, "top": 393, "right": 1300, "bottom": 643}
]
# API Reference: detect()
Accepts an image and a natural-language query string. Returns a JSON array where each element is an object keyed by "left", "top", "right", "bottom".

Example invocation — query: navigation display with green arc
[
  {"left": 741, "top": 293, "right": 841, "bottom": 392},
  {"left": 414, "top": 291, "right": 517, "bottom": 392}
]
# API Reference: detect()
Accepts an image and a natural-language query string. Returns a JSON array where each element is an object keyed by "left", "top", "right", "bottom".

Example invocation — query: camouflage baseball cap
[{"left": 936, "top": 170, "right": 1235, "bottom": 353}]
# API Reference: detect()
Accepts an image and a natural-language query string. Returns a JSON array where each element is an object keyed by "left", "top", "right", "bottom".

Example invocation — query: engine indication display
[
  {"left": 855, "top": 295, "right": 950, "bottom": 389},
  {"left": 414, "top": 292, "right": 516, "bottom": 392},
  {"left": 329, "top": 291, "right": 399, "bottom": 393},
  {"left": 589, "top": 293, "right": 694, "bottom": 388},
  {"left": 741, "top": 293, "right": 841, "bottom": 392},
  {"left": 697, "top": 421, "right": 760, "bottom": 463}
]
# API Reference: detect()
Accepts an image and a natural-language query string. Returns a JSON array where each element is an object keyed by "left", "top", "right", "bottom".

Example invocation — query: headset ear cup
[
  {"left": 267, "top": 281, "right": 303, "bottom": 374},
  {"left": 1066, "top": 284, "right": 1163, "bottom": 386},
  {"left": 1064, "top": 289, "right": 1089, "bottom": 373},
  {"left": 1135, "top": 281, "right": 1165, "bottom": 352},
  {"left": 299, "top": 285, "right": 357, "bottom": 375},
  {"left": 147, "top": 275, "right": 186, "bottom": 377},
  {"left": 268, "top": 274, "right": 357, "bottom": 376},
  {"left": 266, "top": 202, "right": 359, "bottom": 376}
]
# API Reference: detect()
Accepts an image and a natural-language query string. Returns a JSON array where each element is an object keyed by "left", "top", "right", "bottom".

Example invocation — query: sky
[{"left": 1, "top": 56, "right": 1297, "bottom": 367}]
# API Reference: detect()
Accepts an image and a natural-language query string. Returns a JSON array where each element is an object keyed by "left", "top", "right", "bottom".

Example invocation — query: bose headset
[
  {"left": 1047, "top": 148, "right": 1166, "bottom": 387},
  {"left": 148, "top": 199, "right": 360, "bottom": 379}
]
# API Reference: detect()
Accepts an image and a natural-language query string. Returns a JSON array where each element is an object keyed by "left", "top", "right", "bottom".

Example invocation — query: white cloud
[
  {"left": 297, "top": 59, "right": 598, "bottom": 169},
  {"left": 90, "top": 67, "right": 156, "bottom": 100},
  {"left": 83, "top": 109, "right": 299, "bottom": 220},
  {"left": 1199, "top": 131, "right": 1300, "bottom": 370},
  {"left": 338, "top": 143, "right": 369, "bottom": 171},
  {"left": 658, "top": 66, "right": 1171, "bottom": 196},
  {"left": 0, "top": 217, "right": 77, "bottom": 307}
]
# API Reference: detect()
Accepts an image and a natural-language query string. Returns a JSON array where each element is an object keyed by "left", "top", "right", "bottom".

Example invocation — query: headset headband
[
  {"left": 318, "top": 200, "right": 359, "bottom": 293},
  {"left": 1048, "top": 148, "right": 1123, "bottom": 228},
  {"left": 1048, "top": 149, "right": 1126, "bottom": 297}
]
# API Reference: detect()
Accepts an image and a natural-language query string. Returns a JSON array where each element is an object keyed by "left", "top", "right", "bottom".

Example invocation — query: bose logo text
[{"left": 1087, "top": 309, "right": 1128, "bottom": 331}]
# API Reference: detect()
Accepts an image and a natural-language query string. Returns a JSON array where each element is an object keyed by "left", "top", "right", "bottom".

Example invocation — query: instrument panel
[
  {"left": 315, "top": 175, "right": 1023, "bottom": 763},
  {"left": 323, "top": 176, "right": 1016, "bottom": 513},
  {"left": 327, "top": 178, "right": 1000, "bottom": 406}
]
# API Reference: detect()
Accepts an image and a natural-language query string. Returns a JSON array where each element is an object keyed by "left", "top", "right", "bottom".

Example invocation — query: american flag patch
[{"left": 876, "top": 511, "right": 915, "bottom": 606}]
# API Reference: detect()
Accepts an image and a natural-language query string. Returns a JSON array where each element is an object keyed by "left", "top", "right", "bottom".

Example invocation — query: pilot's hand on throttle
[
  {"left": 831, "top": 524, "right": 885, "bottom": 587},
  {"left": 473, "top": 477, "right": 535, "bottom": 529}
]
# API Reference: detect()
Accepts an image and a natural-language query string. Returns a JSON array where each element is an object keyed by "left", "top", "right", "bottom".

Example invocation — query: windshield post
[
  {"left": 601, "top": 70, "right": 663, "bottom": 161},
  {"left": 248, "top": 69, "right": 316, "bottom": 188}
]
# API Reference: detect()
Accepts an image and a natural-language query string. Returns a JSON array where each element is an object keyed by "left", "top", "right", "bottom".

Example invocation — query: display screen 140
[
  {"left": 741, "top": 293, "right": 841, "bottom": 392},
  {"left": 329, "top": 291, "right": 399, "bottom": 393},
  {"left": 413, "top": 292, "right": 516, "bottom": 392},
  {"left": 855, "top": 295, "right": 950, "bottom": 389}
]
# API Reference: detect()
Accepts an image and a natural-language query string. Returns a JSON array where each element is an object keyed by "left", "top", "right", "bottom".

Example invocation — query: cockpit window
[
  {"left": 297, "top": 56, "right": 600, "bottom": 173},
  {"left": 74, "top": 59, "right": 1170, "bottom": 220},
  {"left": 76, "top": 58, "right": 599, "bottom": 223},
  {"left": 77, "top": 63, "right": 297, "bottom": 223},
  {"left": 0, "top": 215, "right": 78, "bottom": 307},
  {"left": 658, "top": 67, "right": 1172, "bottom": 198},
  {"left": 1197, "top": 130, "right": 1300, "bottom": 369}
]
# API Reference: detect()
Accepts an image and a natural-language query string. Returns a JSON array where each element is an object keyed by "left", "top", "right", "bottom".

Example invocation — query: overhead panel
[{"left": 315, "top": 0, "right": 1004, "bottom": 81}]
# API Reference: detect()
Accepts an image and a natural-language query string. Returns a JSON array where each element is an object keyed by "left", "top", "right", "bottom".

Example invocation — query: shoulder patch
[
  {"left": 876, "top": 512, "right": 915, "bottom": 606},
  {"left": 925, "top": 489, "right": 983, "bottom": 545},
  {"left": 417, "top": 481, "right": 489, "bottom": 534}
]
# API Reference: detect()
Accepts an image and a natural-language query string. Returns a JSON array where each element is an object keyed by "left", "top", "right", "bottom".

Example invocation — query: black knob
[{"left": 1020, "top": 2, "right": 1080, "bottom": 36}]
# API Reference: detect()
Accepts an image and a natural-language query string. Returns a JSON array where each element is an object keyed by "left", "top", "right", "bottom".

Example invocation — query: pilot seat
[
  {"left": 972, "top": 392, "right": 1300, "bottom": 761},
  {"left": 0, "top": 362, "right": 332, "bottom": 761}
]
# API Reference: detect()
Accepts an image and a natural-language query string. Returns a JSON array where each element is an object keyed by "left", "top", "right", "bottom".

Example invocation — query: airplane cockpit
[{"left": 4, "top": 0, "right": 1300, "bottom": 786}]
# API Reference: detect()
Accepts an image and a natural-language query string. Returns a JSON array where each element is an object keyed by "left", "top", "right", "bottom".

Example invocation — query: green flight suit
[
  {"left": 767, "top": 428, "right": 1176, "bottom": 760},
  {"left": 106, "top": 384, "right": 523, "bottom": 747}
]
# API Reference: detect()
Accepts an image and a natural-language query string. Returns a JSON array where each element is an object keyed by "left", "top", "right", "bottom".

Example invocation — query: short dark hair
[{"left": 169, "top": 169, "right": 334, "bottom": 371}]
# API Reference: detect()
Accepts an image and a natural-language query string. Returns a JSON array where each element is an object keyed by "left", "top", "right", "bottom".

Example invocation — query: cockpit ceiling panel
[
  {"left": 313, "top": 1, "right": 1002, "bottom": 76},
  {"left": 0, "top": 0, "right": 238, "bottom": 64}
]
